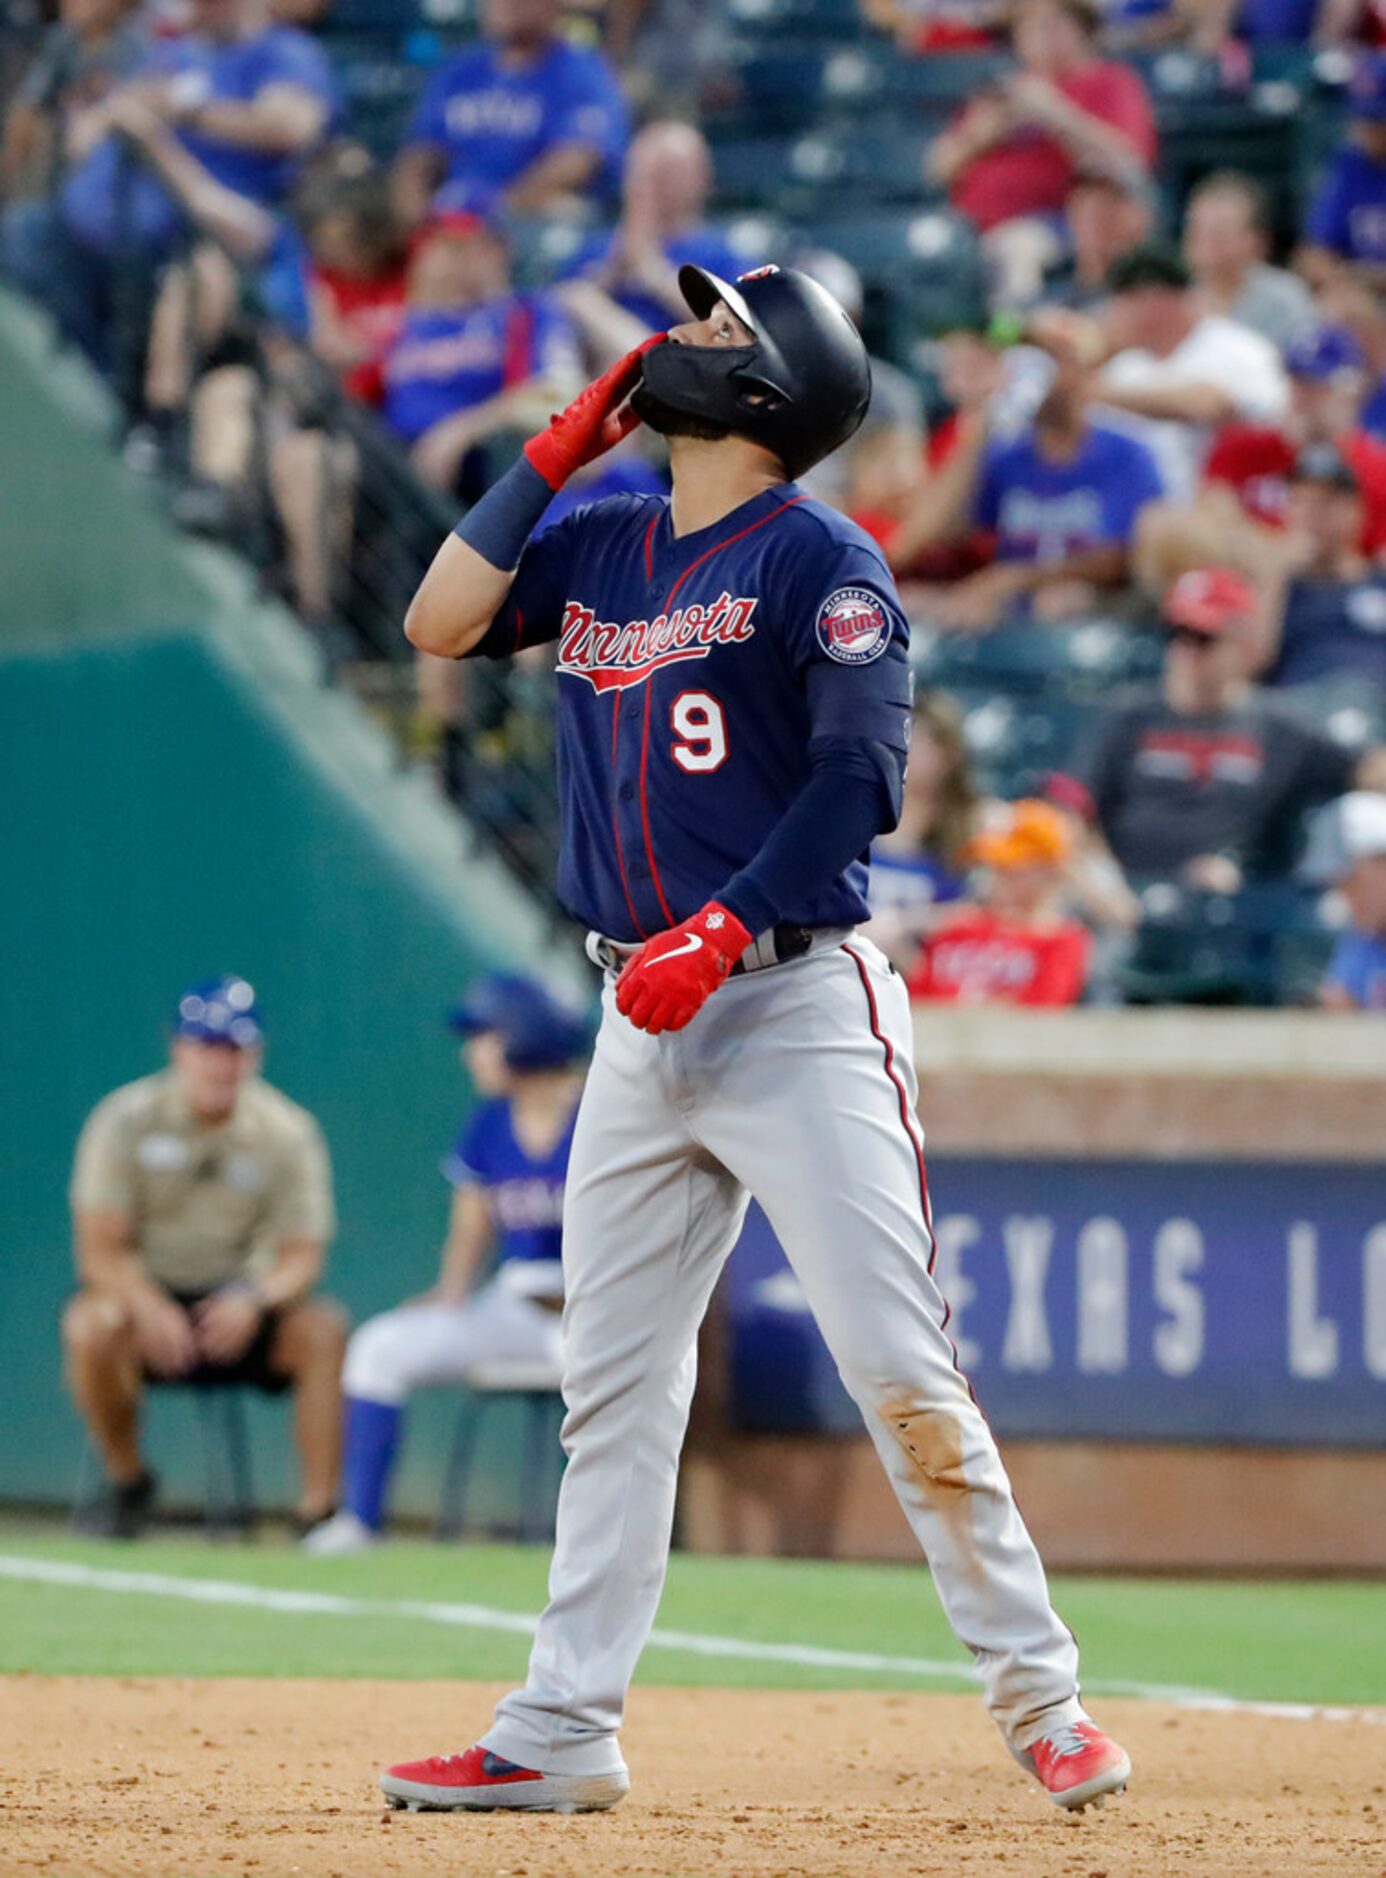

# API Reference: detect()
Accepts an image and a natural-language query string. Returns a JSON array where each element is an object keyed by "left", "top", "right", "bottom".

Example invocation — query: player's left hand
[{"left": 615, "top": 902, "right": 753, "bottom": 1035}]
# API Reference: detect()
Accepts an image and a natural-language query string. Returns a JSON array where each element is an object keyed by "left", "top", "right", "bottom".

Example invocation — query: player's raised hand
[
  {"left": 615, "top": 901, "right": 753, "bottom": 1035},
  {"left": 523, "top": 335, "right": 667, "bottom": 491}
]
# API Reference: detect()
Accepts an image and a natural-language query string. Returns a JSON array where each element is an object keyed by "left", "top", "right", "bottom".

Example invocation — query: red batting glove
[
  {"left": 615, "top": 902, "right": 754, "bottom": 1035},
  {"left": 523, "top": 335, "right": 667, "bottom": 492}
]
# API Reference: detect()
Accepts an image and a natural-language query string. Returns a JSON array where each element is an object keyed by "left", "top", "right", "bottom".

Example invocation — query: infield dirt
[{"left": 2, "top": 1677, "right": 1382, "bottom": 1877}]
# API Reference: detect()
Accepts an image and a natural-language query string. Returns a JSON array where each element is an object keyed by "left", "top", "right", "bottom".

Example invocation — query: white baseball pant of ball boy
[{"left": 480, "top": 934, "right": 1084, "bottom": 1778}]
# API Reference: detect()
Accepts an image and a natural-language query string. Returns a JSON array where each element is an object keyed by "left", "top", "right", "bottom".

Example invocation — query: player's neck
[{"left": 667, "top": 439, "right": 784, "bottom": 538}]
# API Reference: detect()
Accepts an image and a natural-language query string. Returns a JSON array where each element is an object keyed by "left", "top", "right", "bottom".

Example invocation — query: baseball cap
[
  {"left": 966, "top": 799, "right": 1073, "bottom": 871},
  {"left": 1163, "top": 566, "right": 1258, "bottom": 637},
  {"left": 1285, "top": 325, "right": 1366, "bottom": 382},
  {"left": 448, "top": 972, "right": 589, "bottom": 1073},
  {"left": 1348, "top": 51, "right": 1386, "bottom": 121},
  {"left": 1290, "top": 443, "right": 1361, "bottom": 492},
  {"left": 1302, "top": 791, "right": 1386, "bottom": 884},
  {"left": 173, "top": 976, "right": 263, "bottom": 1048}
]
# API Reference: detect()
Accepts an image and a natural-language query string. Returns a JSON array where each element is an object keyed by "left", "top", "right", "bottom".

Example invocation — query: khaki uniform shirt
[{"left": 70, "top": 1072, "right": 335, "bottom": 1293}]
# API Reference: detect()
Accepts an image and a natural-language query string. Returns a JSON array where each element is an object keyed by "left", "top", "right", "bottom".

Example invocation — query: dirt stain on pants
[{"left": 877, "top": 1394, "right": 984, "bottom": 1586}]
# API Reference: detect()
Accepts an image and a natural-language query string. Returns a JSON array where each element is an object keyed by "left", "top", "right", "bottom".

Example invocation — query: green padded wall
[{"left": 0, "top": 293, "right": 558, "bottom": 1519}]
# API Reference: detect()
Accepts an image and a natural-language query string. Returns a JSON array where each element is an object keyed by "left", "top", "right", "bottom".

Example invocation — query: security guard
[{"left": 63, "top": 977, "right": 346, "bottom": 1538}]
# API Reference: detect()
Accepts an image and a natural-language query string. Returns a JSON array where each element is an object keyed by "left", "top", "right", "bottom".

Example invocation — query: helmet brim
[{"left": 679, "top": 265, "right": 760, "bottom": 336}]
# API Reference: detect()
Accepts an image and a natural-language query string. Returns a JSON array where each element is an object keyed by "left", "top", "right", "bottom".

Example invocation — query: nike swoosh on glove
[{"left": 615, "top": 902, "right": 754, "bottom": 1035}]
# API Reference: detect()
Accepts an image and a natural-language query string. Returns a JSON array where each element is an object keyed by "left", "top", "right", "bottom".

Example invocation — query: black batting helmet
[{"left": 636, "top": 264, "right": 872, "bottom": 479}]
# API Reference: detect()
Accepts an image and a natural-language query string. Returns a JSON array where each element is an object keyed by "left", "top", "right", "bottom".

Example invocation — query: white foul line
[{"left": 0, "top": 1553, "right": 1381, "bottom": 1727}]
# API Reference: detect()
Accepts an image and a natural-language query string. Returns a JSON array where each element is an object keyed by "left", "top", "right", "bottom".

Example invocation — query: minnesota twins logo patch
[{"left": 816, "top": 588, "right": 891, "bottom": 665}]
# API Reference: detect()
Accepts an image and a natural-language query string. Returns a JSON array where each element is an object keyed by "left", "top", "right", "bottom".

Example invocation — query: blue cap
[
  {"left": 1349, "top": 52, "right": 1386, "bottom": 120},
  {"left": 174, "top": 976, "right": 263, "bottom": 1048},
  {"left": 1285, "top": 325, "right": 1365, "bottom": 382},
  {"left": 448, "top": 972, "right": 589, "bottom": 1073}
]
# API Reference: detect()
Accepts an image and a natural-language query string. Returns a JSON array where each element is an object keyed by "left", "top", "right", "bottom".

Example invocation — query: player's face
[
  {"left": 463, "top": 1030, "right": 512, "bottom": 1097},
  {"left": 482, "top": 0, "right": 557, "bottom": 45},
  {"left": 1342, "top": 853, "right": 1386, "bottom": 932},
  {"left": 172, "top": 1038, "right": 258, "bottom": 1120},
  {"left": 665, "top": 298, "right": 756, "bottom": 352},
  {"left": 1290, "top": 373, "right": 1363, "bottom": 444},
  {"left": 1184, "top": 192, "right": 1260, "bottom": 281}
]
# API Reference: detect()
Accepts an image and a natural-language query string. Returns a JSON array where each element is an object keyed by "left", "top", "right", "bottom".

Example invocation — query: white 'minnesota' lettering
[
  {"left": 1077, "top": 1216, "right": 1129, "bottom": 1374},
  {"left": 1153, "top": 1218, "right": 1204, "bottom": 1378},
  {"left": 930, "top": 1215, "right": 981, "bottom": 1368},
  {"left": 1001, "top": 1217, "right": 1054, "bottom": 1372},
  {"left": 1287, "top": 1221, "right": 1339, "bottom": 1380},
  {"left": 1362, "top": 1224, "right": 1386, "bottom": 1382}
]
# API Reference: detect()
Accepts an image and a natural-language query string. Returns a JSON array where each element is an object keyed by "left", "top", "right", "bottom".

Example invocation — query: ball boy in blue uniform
[
  {"left": 306, "top": 975, "right": 586, "bottom": 1553},
  {"left": 381, "top": 266, "right": 1132, "bottom": 1815}
]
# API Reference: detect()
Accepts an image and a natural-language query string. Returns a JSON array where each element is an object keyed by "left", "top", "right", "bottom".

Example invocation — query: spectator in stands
[
  {"left": 62, "top": 976, "right": 346, "bottom": 1539},
  {"left": 906, "top": 798, "right": 1092, "bottom": 1005},
  {"left": 1061, "top": 566, "right": 1386, "bottom": 891},
  {"left": 865, "top": 691, "right": 983, "bottom": 967},
  {"left": 1301, "top": 51, "right": 1386, "bottom": 290},
  {"left": 861, "top": 0, "right": 1007, "bottom": 51},
  {"left": 557, "top": 120, "right": 747, "bottom": 368},
  {"left": 305, "top": 974, "right": 586, "bottom": 1554},
  {"left": 1096, "top": 240, "right": 1290, "bottom": 500},
  {"left": 927, "top": 0, "right": 1156, "bottom": 304},
  {"left": 7, "top": 0, "right": 335, "bottom": 377},
  {"left": 0, "top": 0, "right": 142, "bottom": 209},
  {"left": 1038, "top": 167, "right": 1153, "bottom": 312},
  {"left": 1183, "top": 170, "right": 1316, "bottom": 352},
  {"left": 392, "top": 0, "right": 629, "bottom": 230},
  {"left": 1316, "top": 790, "right": 1386, "bottom": 1007},
  {"left": 1134, "top": 323, "right": 1386, "bottom": 589},
  {"left": 302, "top": 174, "right": 409, "bottom": 405},
  {"left": 891, "top": 332, "right": 1164, "bottom": 628},
  {"left": 1253, "top": 444, "right": 1386, "bottom": 687},
  {"left": 378, "top": 207, "right": 583, "bottom": 493}
]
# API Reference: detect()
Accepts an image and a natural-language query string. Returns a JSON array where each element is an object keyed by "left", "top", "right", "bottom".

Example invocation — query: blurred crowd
[{"left": 4, "top": 0, "right": 1386, "bottom": 1006}]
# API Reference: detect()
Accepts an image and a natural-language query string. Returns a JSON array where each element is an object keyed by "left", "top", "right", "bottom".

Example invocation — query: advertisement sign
[{"left": 727, "top": 1161, "right": 1386, "bottom": 1446}]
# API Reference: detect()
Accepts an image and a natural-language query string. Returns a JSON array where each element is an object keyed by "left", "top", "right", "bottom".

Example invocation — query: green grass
[{"left": 0, "top": 1524, "right": 1383, "bottom": 1707}]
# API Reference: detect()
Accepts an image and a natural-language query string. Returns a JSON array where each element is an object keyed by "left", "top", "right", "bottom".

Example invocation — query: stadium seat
[{"left": 724, "top": 0, "right": 867, "bottom": 40}]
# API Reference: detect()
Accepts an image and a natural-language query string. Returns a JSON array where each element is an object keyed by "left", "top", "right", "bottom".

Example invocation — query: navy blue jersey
[
  {"left": 469, "top": 484, "right": 912, "bottom": 941},
  {"left": 441, "top": 1095, "right": 575, "bottom": 1269}
]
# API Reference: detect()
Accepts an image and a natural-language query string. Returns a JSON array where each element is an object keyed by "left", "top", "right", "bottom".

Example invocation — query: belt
[{"left": 586, "top": 922, "right": 849, "bottom": 978}]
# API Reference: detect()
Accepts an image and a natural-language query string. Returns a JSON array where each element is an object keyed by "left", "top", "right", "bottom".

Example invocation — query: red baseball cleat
[
  {"left": 379, "top": 1744, "right": 628, "bottom": 1814},
  {"left": 1026, "top": 1721, "right": 1131, "bottom": 1811}
]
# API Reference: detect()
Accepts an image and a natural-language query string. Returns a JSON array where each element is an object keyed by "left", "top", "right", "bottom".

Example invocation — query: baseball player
[
  {"left": 382, "top": 265, "right": 1131, "bottom": 1814},
  {"left": 306, "top": 974, "right": 587, "bottom": 1553}
]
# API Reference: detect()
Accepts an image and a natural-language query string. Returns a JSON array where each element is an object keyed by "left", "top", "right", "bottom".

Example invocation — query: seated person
[
  {"left": 906, "top": 798, "right": 1091, "bottom": 1005},
  {"left": 892, "top": 335, "right": 1164, "bottom": 629},
  {"left": 558, "top": 120, "right": 747, "bottom": 367},
  {"left": 1134, "top": 323, "right": 1386, "bottom": 592},
  {"left": 1096, "top": 241, "right": 1290, "bottom": 502},
  {"left": 1254, "top": 444, "right": 1386, "bottom": 689},
  {"left": 392, "top": 0, "right": 629, "bottom": 228},
  {"left": 1037, "top": 167, "right": 1154, "bottom": 313},
  {"left": 1316, "top": 790, "right": 1386, "bottom": 1008},
  {"left": 377, "top": 207, "right": 583, "bottom": 496},
  {"left": 1183, "top": 170, "right": 1316, "bottom": 354},
  {"left": 302, "top": 176, "right": 410, "bottom": 405},
  {"left": 865, "top": 691, "right": 986, "bottom": 968},
  {"left": 1058, "top": 566, "right": 1386, "bottom": 893},
  {"left": 0, "top": 0, "right": 143, "bottom": 209},
  {"left": 306, "top": 975, "right": 587, "bottom": 1553},
  {"left": 860, "top": 0, "right": 1008, "bottom": 51},
  {"left": 25, "top": 0, "right": 334, "bottom": 377},
  {"left": 1300, "top": 51, "right": 1386, "bottom": 291},
  {"left": 63, "top": 977, "right": 345, "bottom": 1539},
  {"left": 926, "top": 0, "right": 1156, "bottom": 305}
]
